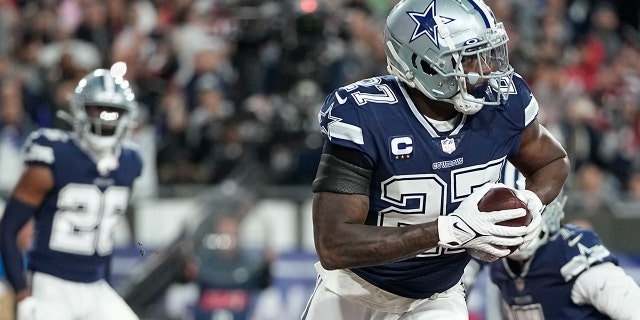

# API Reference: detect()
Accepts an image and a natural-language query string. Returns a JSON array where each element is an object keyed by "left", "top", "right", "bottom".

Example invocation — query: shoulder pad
[
  {"left": 499, "top": 73, "right": 538, "bottom": 127},
  {"left": 319, "top": 91, "right": 365, "bottom": 147},
  {"left": 23, "top": 129, "right": 70, "bottom": 165},
  {"left": 121, "top": 139, "right": 141, "bottom": 152},
  {"left": 26, "top": 128, "right": 70, "bottom": 145},
  {"left": 558, "top": 225, "right": 616, "bottom": 281}
]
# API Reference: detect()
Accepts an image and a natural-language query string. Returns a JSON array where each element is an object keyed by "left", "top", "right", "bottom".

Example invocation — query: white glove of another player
[
  {"left": 512, "top": 189, "right": 544, "bottom": 250},
  {"left": 17, "top": 296, "right": 38, "bottom": 320},
  {"left": 438, "top": 183, "right": 527, "bottom": 259}
]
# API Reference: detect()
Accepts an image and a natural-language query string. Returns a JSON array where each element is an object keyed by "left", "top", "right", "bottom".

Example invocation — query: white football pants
[
  {"left": 301, "top": 263, "right": 468, "bottom": 320},
  {"left": 18, "top": 272, "right": 139, "bottom": 320}
]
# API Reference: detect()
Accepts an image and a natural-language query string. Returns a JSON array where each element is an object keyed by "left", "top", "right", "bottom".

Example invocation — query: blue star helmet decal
[{"left": 407, "top": 0, "right": 455, "bottom": 48}]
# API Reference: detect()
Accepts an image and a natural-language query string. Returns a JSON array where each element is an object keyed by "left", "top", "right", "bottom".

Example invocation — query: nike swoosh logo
[
  {"left": 335, "top": 91, "right": 348, "bottom": 104},
  {"left": 568, "top": 234, "right": 583, "bottom": 247},
  {"left": 453, "top": 222, "right": 470, "bottom": 235}
]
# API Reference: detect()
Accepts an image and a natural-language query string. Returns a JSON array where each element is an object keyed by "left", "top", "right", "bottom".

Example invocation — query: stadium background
[{"left": 1, "top": 0, "right": 640, "bottom": 319}]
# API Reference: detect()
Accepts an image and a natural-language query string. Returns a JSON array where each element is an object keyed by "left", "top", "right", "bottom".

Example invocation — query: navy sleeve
[{"left": 0, "top": 198, "right": 35, "bottom": 292}]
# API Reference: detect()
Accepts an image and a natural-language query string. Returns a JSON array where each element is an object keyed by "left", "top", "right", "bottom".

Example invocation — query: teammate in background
[
  {"left": 0, "top": 66, "right": 142, "bottom": 320},
  {"left": 482, "top": 163, "right": 640, "bottom": 319},
  {"left": 301, "top": 0, "right": 569, "bottom": 318}
]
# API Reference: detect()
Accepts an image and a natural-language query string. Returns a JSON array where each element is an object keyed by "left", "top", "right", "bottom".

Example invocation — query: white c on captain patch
[{"left": 391, "top": 137, "right": 413, "bottom": 156}]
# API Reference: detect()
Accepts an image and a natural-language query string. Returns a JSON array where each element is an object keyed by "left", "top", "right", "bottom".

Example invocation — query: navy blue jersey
[
  {"left": 22, "top": 128, "right": 142, "bottom": 283},
  {"left": 317, "top": 74, "right": 538, "bottom": 298},
  {"left": 491, "top": 224, "right": 617, "bottom": 319}
]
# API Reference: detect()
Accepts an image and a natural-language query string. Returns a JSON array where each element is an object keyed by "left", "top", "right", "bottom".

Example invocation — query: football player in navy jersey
[
  {"left": 0, "top": 66, "right": 141, "bottom": 320},
  {"left": 301, "top": 0, "right": 569, "bottom": 319},
  {"left": 480, "top": 164, "right": 640, "bottom": 319}
]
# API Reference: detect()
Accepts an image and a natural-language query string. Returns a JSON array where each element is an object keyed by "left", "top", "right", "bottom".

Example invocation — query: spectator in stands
[
  {"left": 614, "top": 170, "right": 640, "bottom": 218},
  {"left": 185, "top": 72, "right": 235, "bottom": 183},
  {"left": 193, "top": 214, "right": 271, "bottom": 320},
  {"left": 566, "top": 162, "right": 620, "bottom": 217},
  {"left": 156, "top": 85, "right": 193, "bottom": 184},
  {"left": 0, "top": 78, "right": 37, "bottom": 197}
]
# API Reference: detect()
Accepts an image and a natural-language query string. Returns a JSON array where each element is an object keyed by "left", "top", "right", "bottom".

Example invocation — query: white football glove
[
  {"left": 438, "top": 183, "right": 527, "bottom": 260},
  {"left": 513, "top": 189, "right": 544, "bottom": 250},
  {"left": 17, "top": 296, "right": 38, "bottom": 320}
]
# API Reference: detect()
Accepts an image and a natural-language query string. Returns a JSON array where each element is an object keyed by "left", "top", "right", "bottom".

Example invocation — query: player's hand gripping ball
[
  {"left": 464, "top": 186, "right": 533, "bottom": 262},
  {"left": 477, "top": 187, "right": 532, "bottom": 254}
]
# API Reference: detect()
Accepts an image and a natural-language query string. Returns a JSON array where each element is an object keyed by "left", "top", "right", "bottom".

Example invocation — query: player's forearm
[
  {"left": 524, "top": 155, "right": 569, "bottom": 205},
  {"left": 0, "top": 198, "right": 34, "bottom": 292},
  {"left": 0, "top": 240, "right": 28, "bottom": 292},
  {"left": 315, "top": 221, "right": 440, "bottom": 270},
  {"left": 313, "top": 192, "right": 440, "bottom": 270}
]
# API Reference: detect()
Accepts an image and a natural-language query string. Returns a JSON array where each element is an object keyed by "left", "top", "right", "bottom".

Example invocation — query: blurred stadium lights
[
  {"left": 299, "top": 0, "right": 318, "bottom": 13},
  {"left": 230, "top": 0, "right": 320, "bottom": 20}
]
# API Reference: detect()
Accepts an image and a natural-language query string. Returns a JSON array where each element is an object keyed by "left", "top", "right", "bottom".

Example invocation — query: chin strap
[
  {"left": 448, "top": 92, "right": 485, "bottom": 115},
  {"left": 80, "top": 133, "right": 121, "bottom": 176},
  {"left": 445, "top": 75, "right": 485, "bottom": 115},
  {"left": 97, "top": 154, "right": 119, "bottom": 176}
]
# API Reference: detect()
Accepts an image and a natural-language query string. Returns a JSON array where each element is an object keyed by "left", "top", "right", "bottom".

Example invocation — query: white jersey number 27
[{"left": 379, "top": 159, "right": 504, "bottom": 256}]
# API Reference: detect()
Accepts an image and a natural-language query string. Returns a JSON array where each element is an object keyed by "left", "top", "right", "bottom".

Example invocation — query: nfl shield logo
[
  {"left": 441, "top": 137, "right": 456, "bottom": 154},
  {"left": 515, "top": 278, "right": 525, "bottom": 292}
]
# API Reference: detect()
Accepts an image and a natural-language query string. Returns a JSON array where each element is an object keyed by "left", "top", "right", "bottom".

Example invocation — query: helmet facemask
[
  {"left": 450, "top": 23, "right": 514, "bottom": 110},
  {"left": 82, "top": 104, "right": 135, "bottom": 153}
]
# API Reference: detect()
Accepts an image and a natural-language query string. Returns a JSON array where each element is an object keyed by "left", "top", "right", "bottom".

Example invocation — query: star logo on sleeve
[
  {"left": 317, "top": 102, "right": 365, "bottom": 145},
  {"left": 318, "top": 103, "right": 342, "bottom": 141},
  {"left": 407, "top": 0, "right": 455, "bottom": 48},
  {"left": 576, "top": 243, "right": 610, "bottom": 261},
  {"left": 560, "top": 242, "right": 611, "bottom": 281}
]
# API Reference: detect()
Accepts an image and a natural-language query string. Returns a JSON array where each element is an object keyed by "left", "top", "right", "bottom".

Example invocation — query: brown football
[{"left": 477, "top": 187, "right": 532, "bottom": 253}]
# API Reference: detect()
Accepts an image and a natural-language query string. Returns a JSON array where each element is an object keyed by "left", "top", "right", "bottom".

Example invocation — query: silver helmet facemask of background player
[
  {"left": 384, "top": 0, "right": 514, "bottom": 115},
  {"left": 70, "top": 68, "right": 138, "bottom": 175},
  {"left": 508, "top": 190, "right": 568, "bottom": 261}
]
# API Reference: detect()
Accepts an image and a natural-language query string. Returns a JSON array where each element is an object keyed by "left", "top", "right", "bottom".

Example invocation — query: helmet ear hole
[
  {"left": 411, "top": 54, "right": 438, "bottom": 76},
  {"left": 411, "top": 53, "right": 418, "bottom": 68},
  {"left": 420, "top": 60, "right": 437, "bottom": 76}
]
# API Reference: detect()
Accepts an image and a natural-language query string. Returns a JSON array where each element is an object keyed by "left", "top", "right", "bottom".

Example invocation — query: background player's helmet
[
  {"left": 509, "top": 190, "right": 567, "bottom": 261},
  {"left": 384, "top": 0, "right": 514, "bottom": 114},
  {"left": 70, "top": 67, "right": 137, "bottom": 154}
]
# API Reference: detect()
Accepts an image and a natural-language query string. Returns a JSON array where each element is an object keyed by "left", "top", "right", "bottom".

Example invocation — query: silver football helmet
[
  {"left": 70, "top": 67, "right": 137, "bottom": 174},
  {"left": 384, "top": 0, "right": 514, "bottom": 114}
]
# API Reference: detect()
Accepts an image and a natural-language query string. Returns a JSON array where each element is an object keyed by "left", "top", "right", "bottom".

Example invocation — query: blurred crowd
[{"left": 0, "top": 0, "right": 639, "bottom": 219}]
